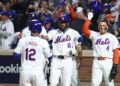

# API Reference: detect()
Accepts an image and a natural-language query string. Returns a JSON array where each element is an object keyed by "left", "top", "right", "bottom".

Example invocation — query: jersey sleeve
[
  {"left": 42, "top": 40, "right": 52, "bottom": 58},
  {"left": 47, "top": 30, "right": 54, "bottom": 40},
  {"left": 41, "top": 26, "right": 47, "bottom": 36},
  {"left": 89, "top": 30, "right": 98, "bottom": 40},
  {"left": 14, "top": 39, "right": 23, "bottom": 54},
  {"left": 111, "top": 36, "right": 120, "bottom": 50},
  {"left": 73, "top": 30, "right": 82, "bottom": 45}
]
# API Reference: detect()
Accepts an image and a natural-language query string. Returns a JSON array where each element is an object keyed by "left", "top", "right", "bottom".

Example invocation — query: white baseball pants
[
  {"left": 19, "top": 69, "right": 47, "bottom": 86},
  {"left": 50, "top": 57, "right": 72, "bottom": 86},
  {"left": 91, "top": 58, "right": 114, "bottom": 86},
  {"left": 71, "top": 57, "right": 81, "bottom": 86}
]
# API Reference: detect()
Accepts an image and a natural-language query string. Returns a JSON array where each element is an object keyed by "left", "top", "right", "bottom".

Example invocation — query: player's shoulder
[
  {"left": 40, "top": 37, "right": 48, "bottom": 42},
  {"left": 22, "top": 26, "right": 29, "bottom": 31},
  {"left": 48, "top": 29, "right": 57, "bottom": 33},
  {"left": 107, "top": 33, "right": 117, "bottom": 39},
  {"left": 107, "top": 33, "right": 116, "bottom": 37},
  {"left": 20, "top": 36, "right": 31, "bottom": 41},
  {"left": 68, "top": 28, "right": 80, "bottom": 34},
  {"left": 69, "top": 28, "right": 76, "bottom": 31}
]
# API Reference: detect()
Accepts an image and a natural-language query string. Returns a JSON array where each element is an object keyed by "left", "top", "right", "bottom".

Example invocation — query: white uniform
[
  {"left": 90, "top": 31, "right": 119, "bottom": 86},
  {"left": 22, "top": 26, "right": 47, "bottom": 37},
  {"left": 0, "top": 19, "right": 14, "bottom": 49},
  {"left": 48, "top": 28, "right": 81, "bottom": 86},
  {"left": 14, "top": 36, "right": 52, "bottom": 86}
]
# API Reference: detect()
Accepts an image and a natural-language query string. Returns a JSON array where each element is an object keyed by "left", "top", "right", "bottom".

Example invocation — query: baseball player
[
  {"left": 22, "top": 13, "right": 47, "bottom": 37},
  {"left": 42, "top": 14, "right": 82, "bottom": 86},
  {"left": 82, "top": 17, "right": 119, "bottom": 86},
  {"left": 13, "top": 20, "right": 52, "bottom": 86},
  {"left": 0, "top": 11, "right": 14, "bottom": 49},
  {"left": 42, "top": 14, "right": 54, "bottom": 85}
]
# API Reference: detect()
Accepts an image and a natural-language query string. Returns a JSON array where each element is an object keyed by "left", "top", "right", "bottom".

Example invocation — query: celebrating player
[
  {"left": 82, "top": 15, "right": 119, "bottom": 86},
  {"left": 13, "top": 20, "right": 52, "bottom": 86},
  {"left": 42, "top": 14, "right": 82, "bottom": 86}
]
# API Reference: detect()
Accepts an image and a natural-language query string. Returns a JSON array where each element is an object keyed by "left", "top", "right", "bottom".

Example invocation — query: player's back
[{"left": 19, "top": 36, "right": 47, "bottom": 70}]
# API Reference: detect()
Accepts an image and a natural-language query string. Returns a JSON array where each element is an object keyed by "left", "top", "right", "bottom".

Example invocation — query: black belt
[
  {"left": 58, "top": 55, "right": 64, "bottom": 59},
  {"left": 97, "top": 57, "right": 111, "bottom": 60}
]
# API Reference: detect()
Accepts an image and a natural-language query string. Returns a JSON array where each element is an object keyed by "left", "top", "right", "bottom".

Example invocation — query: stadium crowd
[{"left": 0, "top": 0, "right": 120, "bottom": 49}]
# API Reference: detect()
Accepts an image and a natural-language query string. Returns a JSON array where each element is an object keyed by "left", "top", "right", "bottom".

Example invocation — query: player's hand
[
  {"left": 109, "top": 64, "right": 118, "bottom": 81},
  {"left": 77, "top": 62, "right": 80, "bottom": 69},
  {"left": 48, "top": 60, "right": 52, "bottom": 67},
  {"left": 40, "top": 35, "right": 49, "bottom": 40},
  {"left": 76, "top": 59, "right": 82, "bottom": 69},
  {"left": 87, "top": 12, "right": 93, "bottom": 20}
]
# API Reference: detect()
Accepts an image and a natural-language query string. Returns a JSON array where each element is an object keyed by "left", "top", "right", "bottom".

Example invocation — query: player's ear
[{"left": 106, "top": 26, "right": 108, "bottom": 30}]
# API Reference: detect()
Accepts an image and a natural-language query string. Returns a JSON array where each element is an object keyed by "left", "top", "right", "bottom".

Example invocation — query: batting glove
[{"left": 109, "top": 64, "right": 118, "bottom": 81}]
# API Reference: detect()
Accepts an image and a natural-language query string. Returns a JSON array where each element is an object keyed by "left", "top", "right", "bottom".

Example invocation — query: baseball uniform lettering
[{"left": 95, "top": 38, "right": 110, "bottom": 45}]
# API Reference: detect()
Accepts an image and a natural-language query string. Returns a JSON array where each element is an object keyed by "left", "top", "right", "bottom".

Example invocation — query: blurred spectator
[
  {"left": 2, "top": 0, "right": 16, "bottom": 20},
  {"left": 38, "top": 0, "right": 51, "bottom": 15},
  {"left": 0, "top": 11, "right": 14, "bottom": 49},
  {"left": 78, "top": 0, "right": 88, "bottom": 10},
  {"left": 70, "top": 7, "right": 85, "bottom": 34},
  {"left": 104, "top": 13, "right": 116, "bottom": 35},
  {"left": 56, "top": 1, "right": 76, "bottom": 21},
  {"left": 0, "top": 1, "right": 3, "bottom": 12},
  {"left": 110, "top": 0, "right": 120, "bottom": 27},
  {"left": 116, "top": 23, "right": 120, "bottom": 42},
  {"left": 89, "top": 0, "right": 103, "bottom": 15},
  {"left": 70, "top": 7, "right": 92, "bottom": 49},
  {"left": 10, "top": 0, "right": 25, "bottom": 13},
  {"left": 103, "top": 3, "right": 112, "bottom": 14}
]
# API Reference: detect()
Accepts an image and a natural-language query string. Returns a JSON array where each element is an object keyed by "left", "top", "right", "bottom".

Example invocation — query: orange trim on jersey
[
  {"left": 82, "top": 19, "right": 91, "bottom": 38},
  {"left": 113, "top": 48, "right": 119, "bottom": 64}
]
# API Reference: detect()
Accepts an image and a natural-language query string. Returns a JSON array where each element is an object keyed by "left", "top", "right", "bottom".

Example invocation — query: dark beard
[{"left": 110, "top": 21, "right": 115, "bottom": 25}]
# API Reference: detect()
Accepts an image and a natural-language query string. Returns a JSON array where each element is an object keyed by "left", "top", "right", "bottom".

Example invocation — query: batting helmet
[
  {"left": 43, "top": 16, "right": 52, "bottom": 24},
  {"left": 0, "top": 11, "right": 10, "bottom": 17},
  {"left": 58, "top": 14, "right": 70, "bottom": 23},
  {"left": 29, "top": 19, "right": 42, "bottom": 33}
]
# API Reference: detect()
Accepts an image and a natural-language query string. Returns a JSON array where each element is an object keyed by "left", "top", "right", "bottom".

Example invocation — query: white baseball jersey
[
  {"left": 48, "top": 28, "right": 81, "bottom": 56},
  {"left": 14, "top": 35, "right": 52, "bottom": 70},
  {"left": 90, "top": 30, "right": 119, "bottom": 58},
  {"left": 0, "top": 19, "right": 14, "bottom": 49},
  {"left": 22, "top": 26, "right": 47, "bottom": 37}
]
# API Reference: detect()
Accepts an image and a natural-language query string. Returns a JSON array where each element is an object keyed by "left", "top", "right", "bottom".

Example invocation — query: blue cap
[
  {"left": 29, "top": 19, "right": 42, "bottom": 33},
  {"left": 43, "top": 17, "right": 51, "bottom": 24},
  {"left": 1, "top": 11, "right": 10, "bottom": 17},
  {"left": 58, "top": 14, "right": 69, "bottom": 23},
  {"left": 42, "top": 13, "right": 52, "bottom": 24}
]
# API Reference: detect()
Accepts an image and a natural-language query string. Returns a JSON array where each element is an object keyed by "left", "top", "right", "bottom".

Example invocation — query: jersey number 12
[{"left": 25, "top": 48, "right": 36, "bottom": 61}]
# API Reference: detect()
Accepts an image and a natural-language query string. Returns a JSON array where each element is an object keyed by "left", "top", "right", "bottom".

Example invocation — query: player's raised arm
[
  {"left": 82, "top": 19, "right": 91, "bottom": 38},
  {"left": 82, "top": 12, "right": 93, "bottom": 38}
]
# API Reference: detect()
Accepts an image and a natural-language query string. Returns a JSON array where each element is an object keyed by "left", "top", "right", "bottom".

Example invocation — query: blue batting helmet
[
  {"left": 42, "top": 13, "right": 52, "bottom": 24},
  {"left": 29, "top": 19, "right": 42, "bottom": 33},
  {"left": 58, "top": 14, "right": 70, "bottom": 23},
  {"left": 0, "top": 11, "right": 10, "bottom": 17},
  {"left": 43, "top": 17, "right": 51, "bottom": 24}
]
